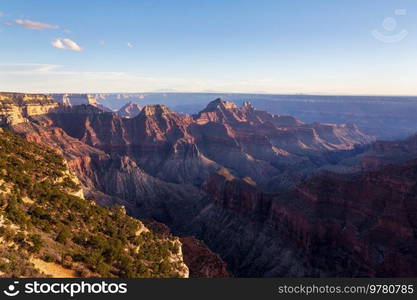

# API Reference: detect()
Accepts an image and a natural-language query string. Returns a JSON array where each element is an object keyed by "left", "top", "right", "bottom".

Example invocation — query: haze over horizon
[{"left": 1, "top": 0, "right": 416, "bottom": 95}]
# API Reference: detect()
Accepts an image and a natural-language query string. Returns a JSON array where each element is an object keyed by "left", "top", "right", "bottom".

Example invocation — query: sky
[{"left": 0, "top": 0, "right": 416, "bottom": 95}]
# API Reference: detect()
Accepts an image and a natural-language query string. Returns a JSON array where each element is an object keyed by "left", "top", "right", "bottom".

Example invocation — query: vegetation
[{"left": 0, "top": 129, "right": 184, "bottom": 278}]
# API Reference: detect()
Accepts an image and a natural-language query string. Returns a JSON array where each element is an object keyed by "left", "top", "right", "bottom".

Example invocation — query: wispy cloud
[
  {"left": 0, "top": 63, "right": 62, "bottom": 73},
  {"left": 0, "top": 12, "right": 5, "bottom": 17},
  {"left": 1, "top": 21, "right": 14, "bottom": 26},
  {"left": 15, "top": 19, "right": 59, "bottom": 30},
  {"left": 6, "top": 63, "right": 408, "bottom": 95},
  {"left": 52, "top": 38, "right": 83, "bottom": 52},
  {"left": 127, "top": 42, "right": 134, "bottom": 48},
  {"left": 0, "top": 63, "right": 286, "bottom": 93}
]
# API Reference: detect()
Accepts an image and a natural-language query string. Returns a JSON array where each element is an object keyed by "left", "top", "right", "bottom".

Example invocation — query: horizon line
[{"left": 1, "top": 91, "right": 417, "bottom": 98}]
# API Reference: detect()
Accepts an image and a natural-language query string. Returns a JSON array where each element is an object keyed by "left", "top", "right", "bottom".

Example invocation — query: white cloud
[
  {"left": 0, "top": 12, "right": 4, "bottom": 17},
  {"left": 2, "top": 63, "right": 416, "bottom": 95},
  {"left": 99, "top": 40, "right": 105, "bottom": 45},
  {"left": 127, "top": 42, "right": 134, "bottom": 48},
  {"left": 52, "top": 38, "right": 83, "bottom": 52},
  {"left": 1, "top": 21, "right": 13, "bottom": 26},
  {"left": 0, "top": 64, "right": 282, "bottom": 93},
  {"left": 0, "top": 63, "right": 61, "bottom": 73},
  {"left": 15, "top": 19, "right": 58, "bottom": 30}
]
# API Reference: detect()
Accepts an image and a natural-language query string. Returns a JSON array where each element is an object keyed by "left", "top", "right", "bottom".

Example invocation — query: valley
[{"left": 1, "top": 92, "right": 417, "bottom": 277}]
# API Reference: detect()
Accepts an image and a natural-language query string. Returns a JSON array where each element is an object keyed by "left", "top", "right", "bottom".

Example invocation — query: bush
[
  {"left": 29, "top": 234, "right": 43, "bottom": 254},
  {"left": 42, "top": 254, "right": 55, "bottom": 262},
  {"left": 0, "top": 130, "right": 183, "bottom": 278},
  {"left": 56, "top": 226, "right": 71, "bottom": 244}
]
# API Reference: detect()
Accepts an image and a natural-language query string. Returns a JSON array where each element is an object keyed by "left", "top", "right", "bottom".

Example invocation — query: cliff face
[
  {"left": 143, "top": 220, "right": 229, "bottom": 278},
  {"left": 0, "top": 92, "right": 58, "bottom": 125},
  {"left": 195, "top": 99, "right": 302, "bottom": 127},
  {"left": 179, "top": 237, "right": 230, "bottom": 278},
  {"left": 318, "top": 134, "right": 417, "bottom": 175},
  {"left": 287, "top": 162, "right": 417, "bottom": 277},
  {"left": 6, "top": 93, "right": 407, "bottom": 277},
  {"left": 197, "top": 157, "right": 417, "bottom": 277},
  {"left": 51, "top": 93, "right": 97, "bottom": 106},
  {"left": 51, "top": 94, "right": 114, "bottom": 112},
  {"left": 40, "top": 98, "right": 373, "bottom": 189},
  {"left": 117, "top": 101, "right": 142, "bottom": 118}
]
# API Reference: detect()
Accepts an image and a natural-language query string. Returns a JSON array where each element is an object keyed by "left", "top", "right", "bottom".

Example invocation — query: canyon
[
  {"left": 1, "top": 91, "right": 417, "bottom": 277},
  {"left": 91, "top": 93, "right": 417, "bottom": 140}
]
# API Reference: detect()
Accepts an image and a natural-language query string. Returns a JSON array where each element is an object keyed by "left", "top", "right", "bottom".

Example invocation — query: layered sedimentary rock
[
  {"left": 287, "top": 161, "right": 417, "bottom": 277},
  {"left": 197, "top": 160, "right": 417, "bottom": 276},
  {"left": 180, "top": 237, "right": 230, "bottom": 278},
  {"left": 6, "top": 93, "right": 407, "bottom": 277},
  {"left": 0, "top": 92, "right": 58, "bottom": 125},
  {"left": 117, "top": 101, "right": 142, "bottom": 118},
  {"left": 93, "top": 93, "right": 417, "bottom": 140},
  {"left": 40, "top": 98, "right": 373, "bottom": 189},
  {"left": 142, "top": 220, "right": 229, "bottom": 277},
  {"left": 51, "top": 93, "right": 113, "bottom": 112},
  {"left": 51, "top": 93, "right": 97, "bottom": 106}
]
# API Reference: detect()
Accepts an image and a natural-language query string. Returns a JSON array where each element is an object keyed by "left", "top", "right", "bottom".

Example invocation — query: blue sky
[{"left": 0, "top": 0, "right": 416, "bottom": 94}]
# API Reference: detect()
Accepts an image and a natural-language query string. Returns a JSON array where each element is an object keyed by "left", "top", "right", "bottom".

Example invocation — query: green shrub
[
  {"left": 56, "top": 226, "right": 71, "bottom": 244},
  {"left": 29, "top": 234, "right": 43, "bottom": 254},
  {"left": 0, "top": 130, "right": 183, "bottom": 278}
]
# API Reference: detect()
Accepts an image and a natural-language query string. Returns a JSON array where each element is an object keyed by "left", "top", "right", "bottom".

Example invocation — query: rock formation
[
  {"left": 0, "top": 92, "right": 58, "bottom": 125},
  {"left": 117, "top": 101, "right": 142, "bottom": 118},
  {"left": 6, "top": 92, "right": 413, "bottom": 277},
  {"left": 51, "top": 93, "right": 97, "bottom": 106},
  {"left": 51, "top": 93, "right": 113, "bottom": 112},
  {"left": 180, "top": 237, "right": 230, "bottom": 278}
]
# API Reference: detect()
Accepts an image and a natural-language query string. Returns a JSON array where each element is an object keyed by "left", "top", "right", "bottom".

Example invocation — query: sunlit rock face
[
  {"left": 51, "top": 93, "right": 97, "bottom": 106},
  {"left": 117, "top": 101, "right": 142, "bottom": 118},
  {"left": 50, "top": 93, "right": 113, "bottom": 112},
  {"left": 0, "top": 92, "right": 59, "bottom": 125}
]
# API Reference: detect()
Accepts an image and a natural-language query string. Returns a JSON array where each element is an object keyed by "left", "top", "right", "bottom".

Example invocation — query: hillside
[{"left": 0, "top": 128, "right": 188, "bottom": 278}]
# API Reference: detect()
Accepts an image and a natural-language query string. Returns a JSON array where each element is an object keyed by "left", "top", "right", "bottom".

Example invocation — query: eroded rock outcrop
[
  {"left": 180, "top": 237, "right": 230, "bottom": 278},
  {"left": 143, "top": 220, "right": 229, "bottom": 277},
  {"left": 40, "top": 99, "right": 373, "bottom": 189},
  {"left": 0, "top": 92, "right": 58, "bottom": 125},
  {"left": 198, "top": 145, "right": 417, "bottom": 276},
  {"left": 117, "top": 101, "right": 142, "bottom": 118}
]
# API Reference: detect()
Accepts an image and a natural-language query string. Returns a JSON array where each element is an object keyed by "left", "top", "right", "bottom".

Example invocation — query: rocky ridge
[
  {"left": 0, "top": 92, "right": 58, "bottom": 125},
  {"left": 117, "top": 101, "right": 142, "bottom": 118},
  {"left": 4, "top": 92, "right": 410, "bottom": 277},
  {"left": 0, "top": 128, "right": 189, "bottom": 278}
]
